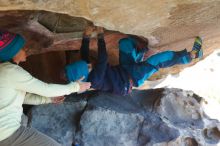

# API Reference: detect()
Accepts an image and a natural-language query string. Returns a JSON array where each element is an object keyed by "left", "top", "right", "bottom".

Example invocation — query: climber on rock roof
[
  {"left": 64, "top": 26, "right": 203, "bottom": 95},
  {"left": 119, "top": 35, "right": 203, "bottom": 87}
]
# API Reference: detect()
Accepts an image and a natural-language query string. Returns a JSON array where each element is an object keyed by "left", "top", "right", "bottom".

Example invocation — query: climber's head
[{"left": 64, "top": 60, "right": 93, "bottom": 82}]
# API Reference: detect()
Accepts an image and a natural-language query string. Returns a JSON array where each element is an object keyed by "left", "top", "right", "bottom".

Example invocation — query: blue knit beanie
[
  {"left": 0, "top": 31, "right": 25, "bottom": 62},
  {"left": 65, "top": 60, "right": 89, "bottom": 82}
]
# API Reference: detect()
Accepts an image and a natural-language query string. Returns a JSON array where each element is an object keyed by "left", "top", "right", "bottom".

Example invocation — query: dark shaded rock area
[
  {"left": 29, "top": 100, "right": 87, "bottom": 146},
  {"left": 28, "top": 88, "right": 220, "bottom": 146},
  {"left": 0, "top": 10, "right": 126, "bottom": 58},
  {"left": 38, "top": 12, "right": 92, "bottom": 33}
]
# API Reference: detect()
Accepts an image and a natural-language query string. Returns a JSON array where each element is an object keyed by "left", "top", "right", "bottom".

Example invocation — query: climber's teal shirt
[{"left": 119, "top": 37, "right": 192, "bottom": 87}]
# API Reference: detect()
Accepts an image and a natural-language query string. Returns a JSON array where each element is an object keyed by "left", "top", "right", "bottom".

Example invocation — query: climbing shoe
[{"left": 191, "top": 36, "right": 203, "bottom": 59}]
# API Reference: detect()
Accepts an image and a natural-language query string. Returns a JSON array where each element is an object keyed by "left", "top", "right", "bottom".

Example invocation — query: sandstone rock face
[
  {"left": 1, "top": 0, "right": 220, "bottom": 51},
  {"left": 1, "top": 1, "right": 220, "bottom": 81},
  {"left": 29, "top": 89, "right": 220, "bottom": 146}
]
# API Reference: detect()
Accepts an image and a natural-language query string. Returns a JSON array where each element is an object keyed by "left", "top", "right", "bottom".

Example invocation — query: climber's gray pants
[{"left": 0, "top": 126, "right": 61, "bottom": 146}]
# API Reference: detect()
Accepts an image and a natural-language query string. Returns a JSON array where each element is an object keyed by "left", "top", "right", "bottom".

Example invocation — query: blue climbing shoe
[{"left": 191, "top": 36, "right": 203, "bottom": 59}]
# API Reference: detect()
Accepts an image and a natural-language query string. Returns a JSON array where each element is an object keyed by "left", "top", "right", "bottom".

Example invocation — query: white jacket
[{"left": 0, "top": 62, "right": 79, "bottom": 141}]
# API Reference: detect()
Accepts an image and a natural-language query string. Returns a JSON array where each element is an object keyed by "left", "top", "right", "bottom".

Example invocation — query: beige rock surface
[
  {"left": 1, "top": 0, "right": 220, "bottom": 48},
  {"left": 1, "top": 0, "right": 220, "bottom": 80}
]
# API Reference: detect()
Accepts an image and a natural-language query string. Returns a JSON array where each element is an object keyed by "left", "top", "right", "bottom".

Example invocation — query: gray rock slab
[
  {"left": 29, "top": 88, "right": 220, "bottom": 146},
  {"left": 29, "top": 101, "right": 87, "bottom": 146},
  {"left": 156, "top": 88, "right": 204, "bottom": 129},
  {"left": 77, "top": 107, "right": 144, "bottom": 146}
]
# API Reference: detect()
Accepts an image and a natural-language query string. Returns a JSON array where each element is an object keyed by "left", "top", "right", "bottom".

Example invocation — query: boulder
[{"left": 29, "top": 88, "right": 220, "bottom": 146}]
